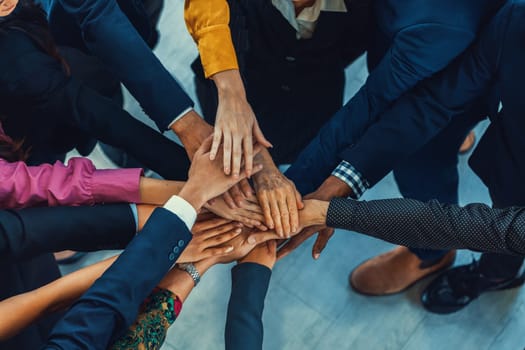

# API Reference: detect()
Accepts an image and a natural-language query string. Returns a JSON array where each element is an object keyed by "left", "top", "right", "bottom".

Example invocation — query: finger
[
  {"left": 277, "top": 193, "right": 291, "bottom": 237},
  {"left": 209, "top": 129, "right": 222, "bottom": 160},
  {"left": 234, "top": 210, "right": 265, "bottom": 228},
  {"left": 312, "top": 228, "right": 334, "bottom": 260},
  {"left": 229, "top": 184, "right": 245, "bottom": 207},
  {"left": 268, "top": 192, "right": 283, "bottom": 236},
  {"left": 222, "top": 191, "right": 237, "bottom": 209},
  {"left": 294, "top": 187, "right": 304, "bottom": 210},
  {"left": 232, "top": 135, "right": 243, "bottom": 178},
  {"left": 240, "top": 179, "right": 254, "bottom": 197},
  {"left": 253, "top": 122, "right": 272, "bottom": 148},
  {"left": 258, "top": 192, "right": 275, "bottom": 230},
  {"left": 193, "top": 217, "right": 232, "bottom": 233},
  {"left": 201, "top": 245, "right": 235, "bottom": 259},
  {"left": 247, "top": 231, "right": 280, "bottom": 245},
  {"left": 267, "top": 239, "right": 277, "bottom": 254},
  {"left": 223, "top": 132, "right": 232, "bottom": 175},
  {"left": 242, "top": 200, "right": 263, "bottom": 214},
  {"left": 200, "top": 223, "right": 242, "bottom": 240},
  {"left": 206, "top": 227, "right": 243, "bottom": 246},
  {"left": 243, "top": 137, "right": 254, "bottom": 178},
  {"left": 276, "top": 227, "right": 317, "bottom": 260},
  {"left": 286, "top": 190, "right": 299, "bottom": 234}
]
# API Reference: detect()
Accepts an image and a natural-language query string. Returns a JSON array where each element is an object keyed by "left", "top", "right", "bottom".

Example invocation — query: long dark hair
[{"left": 0, "top": 0, "right": 70, "bottom": 75}]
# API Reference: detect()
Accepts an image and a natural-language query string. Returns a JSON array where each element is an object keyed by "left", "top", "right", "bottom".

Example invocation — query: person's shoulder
[{"left": 0, "top": 29, "right": 37, "bottom": 58}]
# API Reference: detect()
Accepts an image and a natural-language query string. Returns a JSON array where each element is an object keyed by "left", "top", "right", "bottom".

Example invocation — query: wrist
[
  {"left": 212, "top": 69, "right": 246, "bottom": 97},
  {"left": 170, "top": 110, "right": 213, "bottom": 157},
  {"left": 315, "top": 176, "right": 353, "bottom": 200},
  {"left": 178, "top": 185, "right": 206, "bottom": 212}
]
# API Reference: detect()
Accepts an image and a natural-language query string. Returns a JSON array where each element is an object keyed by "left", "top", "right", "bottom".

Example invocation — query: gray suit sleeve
[{"left": 326, "top": 197, "right": 525, "bottom": 255}]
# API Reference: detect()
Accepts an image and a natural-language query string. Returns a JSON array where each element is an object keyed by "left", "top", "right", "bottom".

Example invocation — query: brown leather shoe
[{"left": 349, "top": 247, "right": 456, "bottom": 296}]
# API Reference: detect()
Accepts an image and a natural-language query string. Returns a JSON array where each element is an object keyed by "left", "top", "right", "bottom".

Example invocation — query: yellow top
[{"left": 184, "top": 0, "right": 239, "bottom": 78}]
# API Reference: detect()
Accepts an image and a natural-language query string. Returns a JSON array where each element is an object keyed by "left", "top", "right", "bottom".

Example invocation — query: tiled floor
[{"left": 61, "top": 1, "right": 524, "bottom": 349}]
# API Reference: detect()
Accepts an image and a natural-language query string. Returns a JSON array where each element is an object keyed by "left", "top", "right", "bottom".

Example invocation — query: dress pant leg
[{"left": 393, "top": 103, "right": 486, "bottom": 261}]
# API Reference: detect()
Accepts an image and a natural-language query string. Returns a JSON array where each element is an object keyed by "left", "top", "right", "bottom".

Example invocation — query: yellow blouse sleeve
[{"left": 184, "top": 0, "right": 239, "bottom": 78}]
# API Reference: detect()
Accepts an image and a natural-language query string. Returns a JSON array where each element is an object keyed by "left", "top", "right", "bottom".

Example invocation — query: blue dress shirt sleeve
[{"left": 54, "top": 0, "right": 194, "bottom": 130}]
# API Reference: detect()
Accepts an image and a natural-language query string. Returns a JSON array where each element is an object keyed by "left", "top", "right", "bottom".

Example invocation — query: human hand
[
  {"left": 177, "top": 217, "right": 243, "bottom": 263},
  {"left": 205, "top": 193, "right": 267, "bottom": 230},
  {"left": 238, "top": 240, "right": 277, "bottom": 270},
  {"left": 253, "top": 162, "right": 303, "bottom": 237},
  {"left": 179, "top": 135, "right": 263, "bottom": 210},
  {"left": 222, "top": 179, "right": 254, "bottom": 208},
  {"left": 210, "top": 227, "right": 261, "bottom": 264},
  {"left": 210, "top": 70, "right": 272, "bottom": 178}
]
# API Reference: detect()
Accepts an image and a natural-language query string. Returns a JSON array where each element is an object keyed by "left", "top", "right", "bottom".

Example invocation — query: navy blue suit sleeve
[
  {"left": 336, "top": 3, "right": 511, "bottom": 186},
  {"left": 44, "top": 208, "right": 192, "bottom": 350},
  {"left": 286, "top": 24, "right": 477, "bottom": 194},
  {"left": 225, "top": 263, "right": 272, "bottom": 350},
  {"left": 56, "top": 0, "right": 194, "bottom": 130},
  {"left": 0, "top": 204, "right": 135, "bottom": 261}
]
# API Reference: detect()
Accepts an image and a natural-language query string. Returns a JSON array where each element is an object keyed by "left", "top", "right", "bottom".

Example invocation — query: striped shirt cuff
[{"left": 331, "top": 161, "right": 369, "bottom": 199}]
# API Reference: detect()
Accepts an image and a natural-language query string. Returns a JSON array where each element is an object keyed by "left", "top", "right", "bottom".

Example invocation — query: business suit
[
  {"left": 225, "top": 262, "right": 272, "bottom": 350},
  {"left": 0, "top": 26, "right": 191, "bottom": 180},
  {"left": 44, "top": 207, "right": 192, "bottom": 350},
  {"left": 0, "top": 204, "right": 137, "bottom": 350},
  {"left": 193, "top": 0, "right": 372, "bottom": 164},
  {"left": 37, "top": 0, "right": 194, "bottom": 131}
]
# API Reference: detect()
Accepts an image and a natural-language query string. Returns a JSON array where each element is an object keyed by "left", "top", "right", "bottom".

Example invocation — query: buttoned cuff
[
  {"left": 168, "top": 107, "right": 194, "bottom": 129},
  {"left": 331, "top": 161, "right": 369, "bottom": 199},
  {"left": 163, "top": 196, "right": 197, "bottom": 230},
  {"left": 91, "top": 168, "right": 143, "bottom": 204},
  {"left": 196, "top": 25, "right": 239, "bottom": 78}
]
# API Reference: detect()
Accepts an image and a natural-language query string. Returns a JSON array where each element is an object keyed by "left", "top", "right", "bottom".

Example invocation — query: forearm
[
  {"left": 326, "top": 198, "right": 525, "bottom": 255},
  {"left": 157, "top": 259, "right": 214, "bottom": 303},
  {"left": 139, "top": 178, "right": 185, "bottom": 205},
  {"left": 170, "top": 109, "right": 213, "bottom": 158}
]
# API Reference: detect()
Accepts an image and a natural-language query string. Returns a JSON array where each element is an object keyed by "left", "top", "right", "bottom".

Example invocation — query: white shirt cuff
[
  {"left": 163, "top": 195, "right": 197, "bottom": 230},
  {"left": 168, "top": 107, "right": 194, "bottom": 129}
]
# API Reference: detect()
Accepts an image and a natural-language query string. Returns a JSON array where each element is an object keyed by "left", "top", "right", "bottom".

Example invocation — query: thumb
[
  {"left": 312, "top": 228, "right": 334, "bottom": 260},
  {"left": 253, "top": 123, "right": 273, "bottom": 148}
]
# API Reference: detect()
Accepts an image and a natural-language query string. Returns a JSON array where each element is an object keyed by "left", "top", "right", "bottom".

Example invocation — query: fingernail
[
  {"left": 292, "top": 226, "right": 297, "bottom": 233},
  {"left": 225, "top": 246, "right": 234, "bottom": 252},
  {"left": 235, "top": 228, "right": 242, "bottom": 233},
  {"left": 314, "top": 253, "right": 320, "bottom": 260},
  {"left": 248, "top": 236, "right": 256, "bottom": 244}
]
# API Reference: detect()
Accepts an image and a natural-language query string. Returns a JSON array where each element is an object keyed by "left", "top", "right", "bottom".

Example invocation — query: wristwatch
[{"left": 176, "top": 263, "right": 201, "bottom": 286}]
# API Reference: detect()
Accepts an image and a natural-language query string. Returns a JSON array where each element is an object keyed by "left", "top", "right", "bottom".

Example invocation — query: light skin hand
[
  {"left": 275, "top": 175, "right": 351, "bottom": 259},
  {"left": 252, "top": 149, "right": 303, "bottom": 237},
  {"left": 178, "top": 136, "right": 263, "bottom": 211},
  {"left": 210, "top": 69, "right": 272, "bottom": 178},
  {"left": 205, "top": 194, "right": 267, "bottom": 230}
]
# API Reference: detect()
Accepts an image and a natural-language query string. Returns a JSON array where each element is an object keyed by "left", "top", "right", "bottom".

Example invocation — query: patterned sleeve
[
  {"left": 110, "top": 287, "right": 182, "bottom": 350},
  {"left": 326, "top": 197, "right": 525, "bottom": 256}
]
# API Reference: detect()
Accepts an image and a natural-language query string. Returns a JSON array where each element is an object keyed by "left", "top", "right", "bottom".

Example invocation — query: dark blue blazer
[
  {"left": 285, "top": 0, "right": 505, "bottom": 194},
  {"left": 37, "top": 0, "right": 194, "bottom": 131},
  {"left": 0, "top": 28, "right": 190, "bottom": 180},
  {"left": 0, "top": 204, "right": 136, "bottom": 350},
  {"left": 314, "top": 0, "right": 525, "bottom": 207},
  {"left": 225, "top": 263, "right": 272, "bottom": 350},
  {"left": 44, "top": 207, "right": 192, "bottom": 349}
]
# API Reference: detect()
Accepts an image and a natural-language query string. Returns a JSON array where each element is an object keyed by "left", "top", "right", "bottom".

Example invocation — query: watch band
[{"left": 177, "top": 263, "right": 200, "bottom": 286}]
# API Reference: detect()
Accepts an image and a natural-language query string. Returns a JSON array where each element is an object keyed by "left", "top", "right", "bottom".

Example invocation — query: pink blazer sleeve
[{"left": 0, "top": 157, "right": 142, "bottom": 209}]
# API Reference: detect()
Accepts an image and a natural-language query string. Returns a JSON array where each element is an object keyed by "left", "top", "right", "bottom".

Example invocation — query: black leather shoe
[{"left": 421, "top": 260, "right": 525, "bottom": 314}]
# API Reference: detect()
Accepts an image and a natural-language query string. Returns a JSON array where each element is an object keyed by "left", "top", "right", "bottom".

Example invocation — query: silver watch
[{"left": 177, "top": 263, "right": 200, "bottom": 286}]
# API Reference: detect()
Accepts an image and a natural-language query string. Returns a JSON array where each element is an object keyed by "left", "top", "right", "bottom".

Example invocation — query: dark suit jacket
[
  {"left": 37, "top": 0, "right": 194, "bottom": 131},
  {"left": 225, "top": 263, "right": 271, "bottom": 350},
  {"left": 44, "top": 207, "right": 192, "bottom": 350},
  {"left": 284, "top": 0, "right": 504, "bottom": 194},
  {"left": 0, "top": 28, "right": 190, "bottom": 180},
  {"left": 313, "top": 0, "right": 525, "bottom": 207},
  {"left": 0, "top": 204, "right": 136, "bottom": 350}
]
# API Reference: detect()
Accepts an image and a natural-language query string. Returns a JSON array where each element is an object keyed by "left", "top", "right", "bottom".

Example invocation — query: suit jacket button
[
  {"left": 285, "top": 56, "right": 296, "bottom": 62},
  {"left": 173, "top": 246, "right": 180, "bottom": 254},
  {"left": 178, "top": 240, "right": 185, "bottom": 247},
  {"left": 281, "top": 84, "right": 291, "bottom": 92},
  {"left": 169, "top": 253, "right": 176, "bottom": 261}
]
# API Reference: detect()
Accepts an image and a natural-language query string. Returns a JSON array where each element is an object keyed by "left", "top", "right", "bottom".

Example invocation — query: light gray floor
[{"left": 61, "top": 1, "right": 524, "bottom": 349}]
